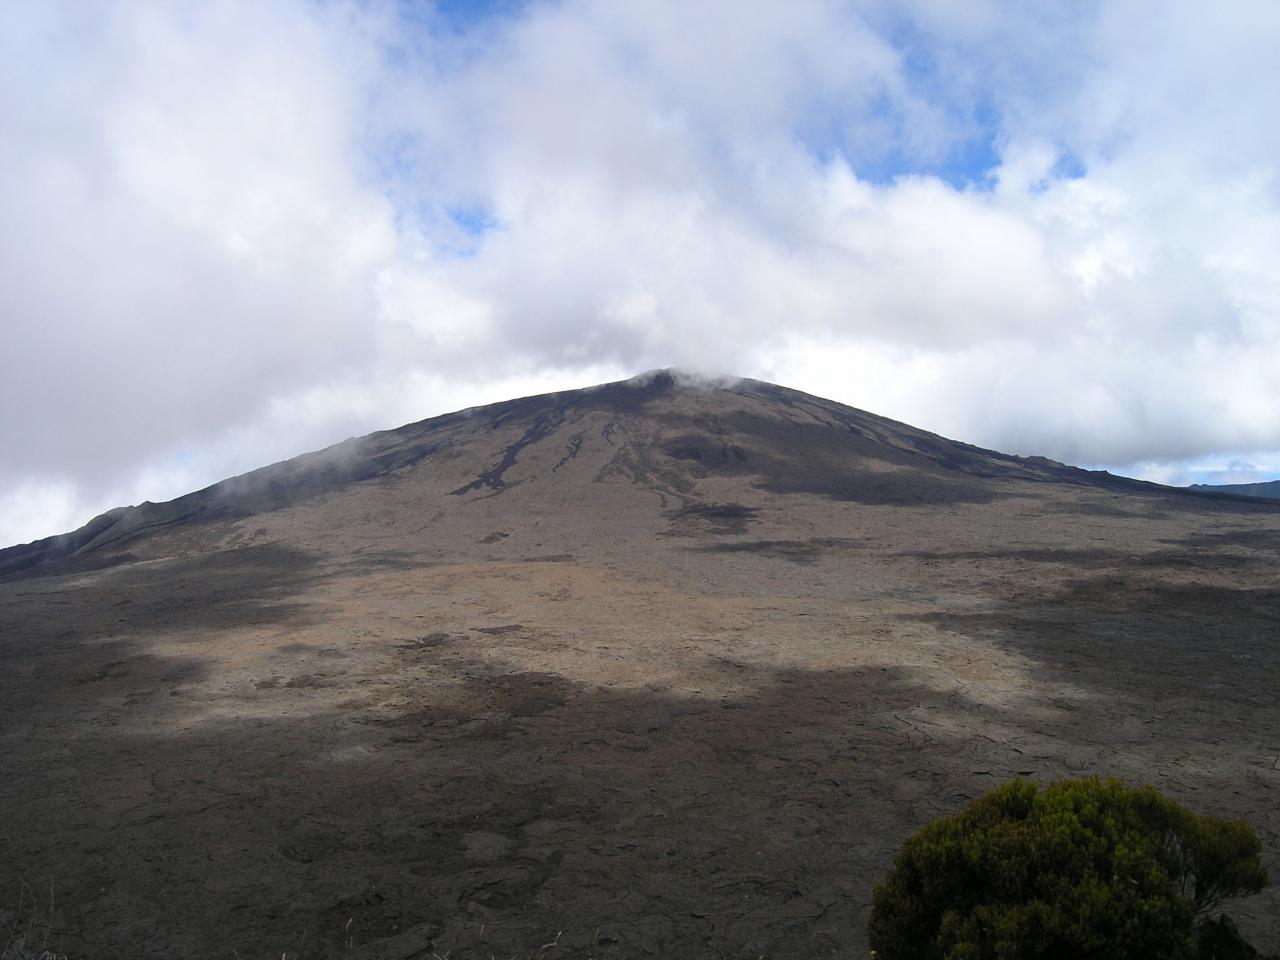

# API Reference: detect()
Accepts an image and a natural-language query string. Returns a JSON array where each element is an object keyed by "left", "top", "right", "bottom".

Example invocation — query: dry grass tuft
[{"left": 1, "top": 880, "right": 70, "bottom": 960}]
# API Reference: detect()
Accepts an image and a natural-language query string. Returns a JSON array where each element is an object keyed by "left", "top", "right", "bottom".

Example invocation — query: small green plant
[{"left": 868, "top": 777, "right": 1268, "bottom": 959}]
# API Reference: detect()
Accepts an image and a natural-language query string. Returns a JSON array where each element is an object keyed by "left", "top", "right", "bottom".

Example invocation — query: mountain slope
[
  {"left": 0, "top": 370, "right": 1179, "bottom": 577},
  {"left": 2, "top": 371, "right": 1278, "bottom": 959}
]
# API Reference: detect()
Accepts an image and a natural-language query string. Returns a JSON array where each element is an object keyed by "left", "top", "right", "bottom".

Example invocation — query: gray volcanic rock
[
  {"left": 2, "top": 371, "right": 1278, "bottom": 959},
  {"left": 1199, "top": 915, "right": 1280, "bottom": 960}
]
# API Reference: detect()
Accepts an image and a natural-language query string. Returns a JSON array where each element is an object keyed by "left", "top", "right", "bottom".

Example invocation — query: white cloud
[
  {"left": 0, "top": 480, "right": 93, "bottom": 550},
  {"left": 1, "top": 1, "right": 397, "bottom": 478},
  {"left": 3, "top": 0, "right": 1280, "bottom": 546}
]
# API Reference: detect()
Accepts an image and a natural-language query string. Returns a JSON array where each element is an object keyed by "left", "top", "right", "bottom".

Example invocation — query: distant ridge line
[{"left": 1190, "top": 479, "right": 1280, "bottom": 500}]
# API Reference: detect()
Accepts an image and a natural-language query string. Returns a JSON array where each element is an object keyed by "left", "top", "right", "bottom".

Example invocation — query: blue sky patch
[
  {"left": 447, "top": 204, "right": 499, "bottom": 237},
  {"left": 399, "top": 0, "right": 531, "bottom": 35}
]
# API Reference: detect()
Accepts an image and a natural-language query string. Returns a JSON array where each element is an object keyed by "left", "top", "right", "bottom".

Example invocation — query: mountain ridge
[
  {"left": 1191, "top": 478, "right": 1280, "bottom": 500},
  {"left": 0, "top": 369, "right": 1240, "bottom": 577}
]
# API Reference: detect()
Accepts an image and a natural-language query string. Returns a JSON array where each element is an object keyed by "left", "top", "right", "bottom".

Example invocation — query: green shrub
[{"left": 868, "top": 777, "right": 1268, "bottom": 960}]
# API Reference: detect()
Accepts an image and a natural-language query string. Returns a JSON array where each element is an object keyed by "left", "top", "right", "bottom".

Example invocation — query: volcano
[{"left": 2, "top": 371, "right": 1278, "bottom": 958}]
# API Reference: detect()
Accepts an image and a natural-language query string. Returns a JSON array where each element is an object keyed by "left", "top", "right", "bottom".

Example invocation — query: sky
[{"left": 3, "top": 0, "right": 1280, "bottom": 547}]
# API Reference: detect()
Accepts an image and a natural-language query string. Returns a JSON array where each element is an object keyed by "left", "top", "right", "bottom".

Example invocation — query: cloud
[
  {"left": 1, "top": 2, "right": 395, "bottom": 485},
  {"left": 2, "top": 0, "right": 1279, "bottom": 545}
]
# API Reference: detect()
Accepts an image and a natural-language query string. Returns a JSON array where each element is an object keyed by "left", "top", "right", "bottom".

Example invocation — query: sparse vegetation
[
  {"left": 868, "top": 777, "right": 1269, "bottom": 959},
  {"left": 2, "top": 880, "right": 69, "bottom": 960}
]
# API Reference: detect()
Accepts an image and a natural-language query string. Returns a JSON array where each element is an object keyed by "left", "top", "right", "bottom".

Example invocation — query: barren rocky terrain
[{"left": 2, "top": 372, "right": 1278, "bottom": 958}]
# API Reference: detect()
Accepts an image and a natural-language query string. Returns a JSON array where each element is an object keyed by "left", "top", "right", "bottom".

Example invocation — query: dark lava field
[{"left": 3, "top": 372, "right": 1278, "bottom": 958}]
